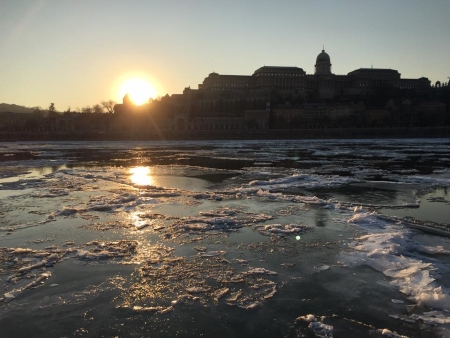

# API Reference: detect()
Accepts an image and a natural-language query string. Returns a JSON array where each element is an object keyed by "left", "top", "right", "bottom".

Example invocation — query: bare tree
[
  {"left": 92, "top": 104, "right": 104, "bottom": 114},
  {"left": 81, "top": 106, "right": 93, "bottom": 114},
  {"left": 101, "top": 100, "right": 116, "bottom": 113}
]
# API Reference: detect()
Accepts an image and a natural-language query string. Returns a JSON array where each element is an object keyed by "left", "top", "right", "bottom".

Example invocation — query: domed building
[
  {"left": 315, "top": 49, "right": 332, "bottom": 75},
  {"left": 194, "top": 47, "right": 431, "bottom": 101}
]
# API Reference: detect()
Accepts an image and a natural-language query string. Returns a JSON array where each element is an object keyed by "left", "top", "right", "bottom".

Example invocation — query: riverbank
[{"left": 1, "top": 127, "right": 450, "bottom": 141}]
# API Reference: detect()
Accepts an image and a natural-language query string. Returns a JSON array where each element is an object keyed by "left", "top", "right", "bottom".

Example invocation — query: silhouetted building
[
  {"left": 109, "top": 48, "right": 444, "bottom": 133},
  {"left": 197, "top": 49, "right": 431, "bottom": 100}
]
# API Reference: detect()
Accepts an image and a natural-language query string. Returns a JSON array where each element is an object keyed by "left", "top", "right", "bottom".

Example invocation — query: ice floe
[
  {"left": 343, "top": 209, "right": 450, "bottom": 326},
  {"left": 308, "top": 321, "right": 334, "bottom": 338},
  {"left": 254, "top": 223, "right": 312, "bottom": 236}
]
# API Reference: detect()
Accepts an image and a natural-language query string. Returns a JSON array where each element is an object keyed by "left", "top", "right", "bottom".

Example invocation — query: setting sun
[{"left": 119, "top": 78, "right": 157, "bottom": 105}]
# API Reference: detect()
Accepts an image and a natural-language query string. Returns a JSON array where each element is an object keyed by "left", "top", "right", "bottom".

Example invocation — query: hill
[{"left": 0, "top": 103, "right": 34, "bottom": 114}]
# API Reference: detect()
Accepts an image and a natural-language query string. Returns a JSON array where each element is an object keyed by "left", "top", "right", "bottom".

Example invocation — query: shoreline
[{"left": 1, "top": 126, "right": 450, "bottom": 141}]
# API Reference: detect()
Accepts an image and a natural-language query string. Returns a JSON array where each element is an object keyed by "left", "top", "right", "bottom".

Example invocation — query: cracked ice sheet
[{"left": 115, "top": 245, "right": 279, "bottom": 312}]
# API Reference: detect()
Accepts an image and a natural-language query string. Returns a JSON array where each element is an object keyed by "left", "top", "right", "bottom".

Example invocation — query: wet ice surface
[{"left": 0, "top": 139, "right": 450, "bottom": 337}]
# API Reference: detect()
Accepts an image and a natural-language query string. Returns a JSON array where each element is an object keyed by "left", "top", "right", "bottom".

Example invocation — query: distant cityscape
[{"left": 1, "top": 49, "right": 450, "bottom": 140}]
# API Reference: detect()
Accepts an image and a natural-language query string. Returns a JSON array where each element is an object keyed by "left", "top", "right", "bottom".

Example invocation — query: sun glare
[
  {"left": 119, "top": 78, "right": 157, "bottom": 105},
  {"left": 130, "top": 166, "right": 153, "bottom": 186}
]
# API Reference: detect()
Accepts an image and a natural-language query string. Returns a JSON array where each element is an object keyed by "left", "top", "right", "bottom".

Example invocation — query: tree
[
  {"left": 81, "top": 106, "right": 93, "bottom": 114},
  {"left": 92, "top": 104, "right": 104, "bottom": 114},
  {"left": 101, "top": 100, "right": 116, "bottom": 114},
  {"left": 32, "top": 106, "right": 44, "bottom": 118},
  {"left": 48, "top": 102, "right": 59, "bottom": 117}
]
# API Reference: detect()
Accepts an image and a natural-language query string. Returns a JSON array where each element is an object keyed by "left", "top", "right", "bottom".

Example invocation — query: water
[{"left": 0, "top": 139, "right": 449, "bottom": 337}]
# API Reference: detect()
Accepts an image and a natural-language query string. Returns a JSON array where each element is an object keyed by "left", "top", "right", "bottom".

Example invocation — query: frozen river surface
[{"left": 1, "top": 139, "right": 450, "bottom": 338}]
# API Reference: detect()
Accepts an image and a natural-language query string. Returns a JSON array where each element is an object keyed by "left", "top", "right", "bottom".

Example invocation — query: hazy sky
[{"left": 1, "top": 0, "right": 449, "bottom": 110}]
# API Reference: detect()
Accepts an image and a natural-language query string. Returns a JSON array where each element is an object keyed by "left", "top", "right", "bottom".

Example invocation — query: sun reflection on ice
[
  {"left": 130, "top": 211, "right": 149, "bottom": 230},
  {"left": 130, "top": 166, "right": 153, "bottom": 186}
]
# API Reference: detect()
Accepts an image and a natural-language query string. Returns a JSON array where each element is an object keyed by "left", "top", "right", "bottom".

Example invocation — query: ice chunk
[
  {"left": 409, "top": 311, "right": 450, "bottom": 324},
  {"left": 199, "top": 208, "right": 236, "bottom": 217},
  {"left": 32, "top": 189, "right": 69, "bottom": 198},
  {"left": 384, "top": 263, "right": 432, "bottom": 278},
  {"left": 314, "top": 265, "right": 330, "bottom": 272},
  {"left": 135, "top": 223, "right": 150, "bottom": 230},
  {"left": 186, "top": 286, "right": 210, "bottom": 294},
  {"left": 416, "top": 286, "right": 450, "bottom": 309},
  {"left": 391, "top": 299, "right": 404, "bottom": 304},
  {"left": 199, "top": 251, "right": 225, "bottom": 257},
  {"left": 347, "top": 212, "right": 388, "bottom": 228},
  {"left": 308, "top": 321, "right": 333, "bottom": 338},
  {"left": 76, "top": 241, "right": 137, "bottom": 260},
  {"left": 254, "top": 223, "right": 312, "bottom": 236},
  {"left": 132, "top": 305, "right": 173, "bottom": 314},
  {"left": 296, "top": 314, "right": 316, "bottom": 323},
  {"left": 58, "top": 207, "right": 85, "bottom": 216},
  {"left": 10, "top": 248, "right": 34, "bottom": 254},
  {"left": 4, "top": 292, "right": 16, "bottom": 302},
  {"left": 416, "top": 245, "right": 450, "bottom": 255},
  {"left": 212, "top": 287, "right": 229, "bottom": 300},
  {"left": 378, "top": 328, "right": 408, "bottom": 338},
  {"left": 246, "top": 268, "right": 277, "bottom": 276}
]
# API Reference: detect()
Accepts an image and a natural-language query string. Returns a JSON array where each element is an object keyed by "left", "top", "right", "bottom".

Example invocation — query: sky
[{"left": 1, "top": 0, "right": 450, "bottom": 110}]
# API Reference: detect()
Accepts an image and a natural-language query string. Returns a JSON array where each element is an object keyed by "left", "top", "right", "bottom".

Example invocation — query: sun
[{"left": 119, "top": 78, "right": 157, "bottom": 105}]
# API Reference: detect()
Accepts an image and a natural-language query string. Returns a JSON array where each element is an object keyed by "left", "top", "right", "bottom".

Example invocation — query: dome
[
  {"left": 316, "top": 49, "right": 330, "bottom": 63},
  {"left": 314, "top": 48, "right": 332, "bottom": 75},
  {"left": 123, "top": 93, "right": 133, "bottom": 105}
]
